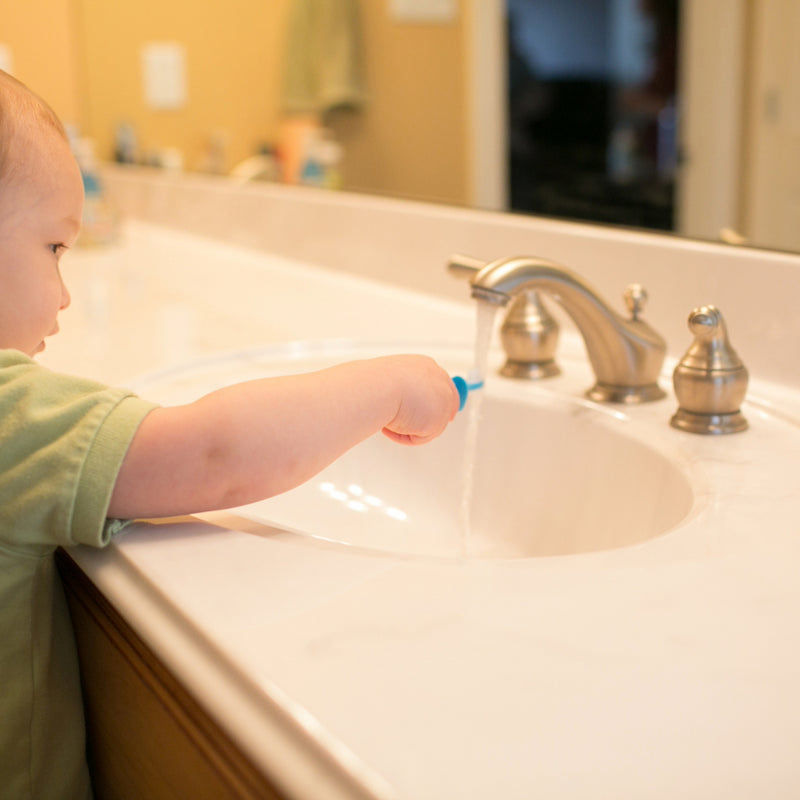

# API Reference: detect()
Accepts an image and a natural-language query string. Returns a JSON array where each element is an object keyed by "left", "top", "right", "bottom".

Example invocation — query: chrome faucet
[{"left": 448, "top": 254, "right": 667, "bottom": 403}]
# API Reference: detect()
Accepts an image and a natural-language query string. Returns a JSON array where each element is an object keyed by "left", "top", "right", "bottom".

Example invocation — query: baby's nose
[{"left": 60, "top": 276, "right": 71, "bottom": 310}]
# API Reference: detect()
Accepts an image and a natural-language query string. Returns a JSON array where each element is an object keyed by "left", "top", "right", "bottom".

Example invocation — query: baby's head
[
  {"left": 0, "top": 70, "right": 69, "bottom": 182},
  {"left": 0, "top": 71, "right": 83, "bottom": 356}
]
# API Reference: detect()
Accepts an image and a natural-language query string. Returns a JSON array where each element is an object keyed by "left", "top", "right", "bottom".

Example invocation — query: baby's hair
[{"left": 0, "top": 69, "right": 67, "bottom": 182}]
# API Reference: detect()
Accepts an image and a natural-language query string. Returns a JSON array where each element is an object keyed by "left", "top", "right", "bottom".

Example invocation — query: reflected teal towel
[{"left": 283, "top": 0, "right": 367, "bottom": 114}]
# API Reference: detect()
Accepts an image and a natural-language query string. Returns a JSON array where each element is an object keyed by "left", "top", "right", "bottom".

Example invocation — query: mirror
[{"left": 2, "top": 0, "right": 798, "bottom": 254}]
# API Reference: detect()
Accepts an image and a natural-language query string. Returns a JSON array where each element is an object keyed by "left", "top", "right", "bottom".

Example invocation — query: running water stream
[{"left": 460, "top": 300, "right": 499, "bottom": 557}]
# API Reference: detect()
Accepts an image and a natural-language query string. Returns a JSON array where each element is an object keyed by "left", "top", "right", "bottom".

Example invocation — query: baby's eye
[{"left": 49, "top": 244, "right": 66, "bottom": 256}]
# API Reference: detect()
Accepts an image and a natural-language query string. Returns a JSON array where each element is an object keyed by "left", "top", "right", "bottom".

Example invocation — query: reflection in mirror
[
  {"left": 506, "top": 0, "right": 679, "bottom": 232},
  {"left": 0, "top": 0, "right": 798, "bottom": 253},
  {"left": 481, "top": 0, "right": 800, "bottom": 254}
]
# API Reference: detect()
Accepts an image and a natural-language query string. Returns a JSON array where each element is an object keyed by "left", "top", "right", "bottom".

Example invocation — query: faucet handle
[
  {"left": 499, "top": 290, "right": 561, "bottom": 379},
  {"left": 623, "top": 283, "right": 648, "bottom": 321},
  {"left": 670, "top": 305, "right": 749, "bottom": 434},
  {"left": 447, "top": 255, "right": 561, "bottom": 381}
]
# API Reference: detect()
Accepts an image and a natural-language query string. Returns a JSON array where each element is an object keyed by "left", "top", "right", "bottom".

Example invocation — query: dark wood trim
[{"left": 56, "top": 548, "right": 284, "bottom": 800}]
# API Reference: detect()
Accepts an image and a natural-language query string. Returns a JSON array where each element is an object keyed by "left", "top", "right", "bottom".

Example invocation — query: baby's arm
[{"left": 107, "top": 355, "right": 459, "bottom": 519}]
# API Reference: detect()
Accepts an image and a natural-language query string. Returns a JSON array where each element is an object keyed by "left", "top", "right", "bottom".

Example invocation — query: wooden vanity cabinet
[{"left": 56, "top": 550, "right": 284, "bottom": 800}]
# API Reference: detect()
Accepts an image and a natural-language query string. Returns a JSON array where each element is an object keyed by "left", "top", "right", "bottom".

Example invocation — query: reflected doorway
[{"left": 506, "top": 0, "right": 679, "bottom": 231}]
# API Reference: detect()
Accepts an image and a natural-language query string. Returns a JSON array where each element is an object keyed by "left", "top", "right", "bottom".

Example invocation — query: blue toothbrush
[{"left": 452, "top": 370, "right": 485, "bottom": 411}]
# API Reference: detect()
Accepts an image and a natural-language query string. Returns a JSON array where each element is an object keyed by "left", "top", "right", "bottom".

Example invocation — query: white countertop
[{"left": 47, "top": 220, "right": 800, "bottom": 799}]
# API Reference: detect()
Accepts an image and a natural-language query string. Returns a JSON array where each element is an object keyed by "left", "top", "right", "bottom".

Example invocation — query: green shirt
[{"left": 0, "top": 350, "right": 157, "bottom": 800}]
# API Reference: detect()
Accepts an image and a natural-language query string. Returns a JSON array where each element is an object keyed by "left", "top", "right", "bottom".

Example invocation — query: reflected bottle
[{"left": 72, "top": 136, "right": 120, "bottom": 247}]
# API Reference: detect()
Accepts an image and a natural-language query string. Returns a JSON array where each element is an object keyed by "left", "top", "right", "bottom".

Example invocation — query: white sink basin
[{"left": 131, "top": 342, "right": 695, "bottom": 559}]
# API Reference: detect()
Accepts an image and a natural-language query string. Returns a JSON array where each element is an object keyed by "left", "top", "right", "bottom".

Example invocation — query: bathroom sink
[{"left": 130, "top": 341, "right": 695, "bottom": 559}]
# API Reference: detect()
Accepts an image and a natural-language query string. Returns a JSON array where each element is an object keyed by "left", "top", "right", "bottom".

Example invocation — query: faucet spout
[{"left": 468, "top": 256, "right": 667, "bottom": 403}]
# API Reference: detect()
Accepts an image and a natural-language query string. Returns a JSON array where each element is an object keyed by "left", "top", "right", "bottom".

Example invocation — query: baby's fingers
[{"left": 382, "top": 362, "right": 459, "bottom": 445}]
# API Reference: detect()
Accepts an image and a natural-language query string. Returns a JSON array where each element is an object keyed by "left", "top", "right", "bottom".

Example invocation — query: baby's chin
[{"left": 36, "top": 326, "right": 59, "bottom": 355}]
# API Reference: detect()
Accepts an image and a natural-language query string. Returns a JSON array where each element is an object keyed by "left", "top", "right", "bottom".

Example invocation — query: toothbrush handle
[{"left": 452, "top": 376, "right": 469, "bottom": 411}]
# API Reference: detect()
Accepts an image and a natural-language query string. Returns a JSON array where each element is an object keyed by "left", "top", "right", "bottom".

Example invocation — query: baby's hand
[{"left": 379, "top": 355, "right": 460, "bottom": 445}]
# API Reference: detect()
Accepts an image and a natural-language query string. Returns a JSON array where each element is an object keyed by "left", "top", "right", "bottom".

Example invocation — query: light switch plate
[
  {"left": 141, "top": 42, "right": 187, "bottom": 110},
  {"left": 389, "top": 0, "right": 457, "bottom": 23}
]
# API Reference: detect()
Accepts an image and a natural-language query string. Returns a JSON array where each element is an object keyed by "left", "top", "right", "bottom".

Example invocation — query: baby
[{"left": 0, "top": 70, "right": 458, "bottom": 799}]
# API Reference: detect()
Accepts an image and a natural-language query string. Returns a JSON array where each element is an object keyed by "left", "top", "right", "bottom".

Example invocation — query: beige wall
[
  {"left": 330, "top": 2, "right": 470, "bottom": 206},
  {"left": 74, "top": 0, "right": 291, "bottom": 173},
  {"left": 0, "top": 0, "right": 82, "bottom": 124},
  {"left": 0, "top": 1, "right": 470, "bottom": 206}
]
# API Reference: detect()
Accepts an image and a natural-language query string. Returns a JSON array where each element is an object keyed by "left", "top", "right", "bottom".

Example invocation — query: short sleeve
[{"left": 0, "top": 351, "right": 158, "bottom": 552}]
